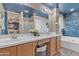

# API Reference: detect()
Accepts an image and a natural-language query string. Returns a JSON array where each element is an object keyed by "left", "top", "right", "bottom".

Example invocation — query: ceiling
[
  {"left": 3, "top": 3, "right": 48, "bottom": 18},
  {"left": 59, "top": 3, "right": 79, "bottom": 14},
  {"left": 43, "top": 3, "right": 79, "bottom": 14},
  {"left": 3, "top": 3, "right": 33, "bottom": 17},
  {"left": 3, "top": 3, "right": 79, "bottom": 17}
]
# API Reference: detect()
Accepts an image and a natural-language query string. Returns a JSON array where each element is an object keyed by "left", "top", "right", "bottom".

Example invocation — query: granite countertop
[{"left": 0, "top": 33, "right": 61, "bottom": 48}]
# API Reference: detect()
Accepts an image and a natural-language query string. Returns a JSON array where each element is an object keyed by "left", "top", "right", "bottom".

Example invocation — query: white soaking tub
[{"left": 61, "top": 36, "right": 79, "bottom": 52}]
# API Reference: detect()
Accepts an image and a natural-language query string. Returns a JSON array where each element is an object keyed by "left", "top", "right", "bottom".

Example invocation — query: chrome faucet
[{"left": 11, "top": 35, "right": 17, "bottom": 39}]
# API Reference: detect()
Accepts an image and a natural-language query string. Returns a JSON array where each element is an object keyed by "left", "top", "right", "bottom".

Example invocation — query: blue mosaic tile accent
[{"left": 64, "top": 12, "right": 79, "bottom": 37}]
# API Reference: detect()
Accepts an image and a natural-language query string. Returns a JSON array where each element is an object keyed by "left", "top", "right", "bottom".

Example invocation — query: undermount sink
[
  {"left": 0, "top": 37, "right": 23, "bottom": 43},
  {"left": 0, "top": 38, "right": 11, "bottom": 42},
  {"left": 0, "top": 35, "right": 39, "bottom": 43}
]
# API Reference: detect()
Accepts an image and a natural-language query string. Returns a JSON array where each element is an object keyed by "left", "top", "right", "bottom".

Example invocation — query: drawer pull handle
[{"left": 36, "top": 44, "right": 46, "bottom": 48}]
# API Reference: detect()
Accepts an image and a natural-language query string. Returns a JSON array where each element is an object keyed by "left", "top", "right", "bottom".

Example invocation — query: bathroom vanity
[{"left": 0, "top": 33, "right": 61, "bottom": 56}]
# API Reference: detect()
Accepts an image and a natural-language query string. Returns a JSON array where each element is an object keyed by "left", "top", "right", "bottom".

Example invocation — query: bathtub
[{"left": 61, "top": 36, "right": 79, "bottom": 52}]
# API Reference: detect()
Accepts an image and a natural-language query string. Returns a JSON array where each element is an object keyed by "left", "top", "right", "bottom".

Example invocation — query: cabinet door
[
  {"left": 0, "top": 46, "right": 17, "bottom": 56},
  {"left": 17, "top": 42, "right": 36, "bottom": 56},
  {"left": 56, "top": 36, "right": 61, "bottom": 52},
  {"left": 51, "top": 37, "right": 57, "bottom": 55},
  {"left": 47, "top": 37, "right": 57, "bottom": 56}
]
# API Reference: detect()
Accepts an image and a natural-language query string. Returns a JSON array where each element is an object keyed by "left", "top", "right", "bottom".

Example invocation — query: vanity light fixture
[{"left": 42, "top": 8, "right": 52, "bottom": 14}]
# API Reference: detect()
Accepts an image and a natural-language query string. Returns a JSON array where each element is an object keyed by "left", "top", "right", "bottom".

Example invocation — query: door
[
  {"left": 0, "top": 46, "right": 17, "bottom": 56},
  {"left": 51, "top": 37, "right": 57, "bottom": 55},
  {"left": 56, "top": 36, "right": 61, "bottom": 52},
  {"left": 47, "top": 37, "right": 57, "bottom": 56},
  {"left": 17, "top": 42, "right": 36, "bottom": 56}
]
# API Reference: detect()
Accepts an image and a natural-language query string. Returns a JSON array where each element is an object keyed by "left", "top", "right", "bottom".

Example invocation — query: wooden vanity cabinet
[
  {"left": 0, "top": 36, "right": 61, "bottom": 56},
  {"left": 0, "top": 46, "right": 17, "bottom": 56},
  {"left": 17, "top": 41, "right": 37, "bottom": 56}
]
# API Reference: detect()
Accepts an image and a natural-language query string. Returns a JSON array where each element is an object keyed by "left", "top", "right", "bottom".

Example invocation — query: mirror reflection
[{"left": 0, "top": 3, "right": 59, "bottom": 35}]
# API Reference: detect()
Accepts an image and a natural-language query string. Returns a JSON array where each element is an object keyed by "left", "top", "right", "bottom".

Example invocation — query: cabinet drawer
[{"left": 37, "top": 39, "right": 49, "bottom": 45}]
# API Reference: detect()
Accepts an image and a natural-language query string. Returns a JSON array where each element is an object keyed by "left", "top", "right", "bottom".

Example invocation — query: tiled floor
[
  {"left": 57, "top": 47, "right": 79, "bottom": 56},
  {"left": 36, "top": 47, "right": 79, "bottom": 56}
]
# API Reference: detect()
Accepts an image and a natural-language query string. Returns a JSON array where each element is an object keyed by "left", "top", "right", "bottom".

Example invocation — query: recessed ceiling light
[{"left": 70, "top": 8, "right": 75, "bottom": 11}]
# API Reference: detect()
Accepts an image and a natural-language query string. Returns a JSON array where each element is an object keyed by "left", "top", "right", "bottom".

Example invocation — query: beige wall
[{"left": 0, "top": 3, "right": 5, "bottom": 30}]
